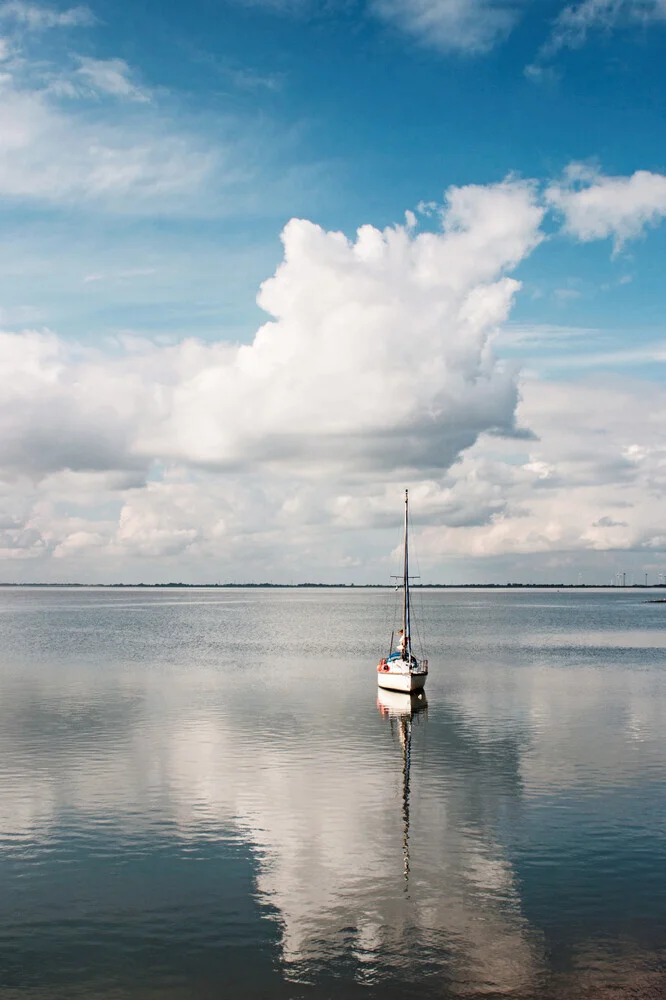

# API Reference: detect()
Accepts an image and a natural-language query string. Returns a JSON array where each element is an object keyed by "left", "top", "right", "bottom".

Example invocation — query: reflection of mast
[
  {"left": 400, "top": 716, "right": 412, "bottom": 887},
  {"left": 377, "top": 689, "right": 426, "bottom": 891}
]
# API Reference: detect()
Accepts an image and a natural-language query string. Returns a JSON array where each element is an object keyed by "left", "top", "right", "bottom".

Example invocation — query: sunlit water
[{"left": 1, "top": 586, "right": 665, "bottom": 999}]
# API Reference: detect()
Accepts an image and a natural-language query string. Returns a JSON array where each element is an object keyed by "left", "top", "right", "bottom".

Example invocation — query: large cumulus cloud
[
  {"left": 0, "top": 177, "right": 543, "bottom": 485},
  {"left": 3, "top": 167, "right": 666, "bottom": 581}
]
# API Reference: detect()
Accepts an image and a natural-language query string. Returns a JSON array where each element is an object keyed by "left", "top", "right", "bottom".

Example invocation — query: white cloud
[
  {"left": 0, "top": 20, "right": 309, "bottom": 215},
  {"left": 0, "top": 303, "right": 44, "bottom": 324},
  {"left": 229, "top": 0, "right": 524, "bottom": 54},
  {"left": 371, "top": 0, "right": 521, "bottom": 53},
  {"left": 0, "top": 20, "right": 200, "bottom": 209},
  {"left": 0, "top": 178, "right": 543, "bottom": 488},
  {"left": 0, "top": 178, "right": 549, "bottom": 575},
  {"left": 226, "top": 64, "right": 284, "bottom": 91},
  {"left": 4, "top": 362, "right": 666, "bottom": 577},
  {"left": 529, "top": 0, "right": 666, "bottom": 73},
  {"left": 497, "top": 323, "right": 599, "bottom": 349},
  {"left": 415, "top": 376, "right": 666, "bottom": 567},
  {"left": 557, "top": 0, "right": 666, "bottom": 49},
  {"left": 74, "top": 57, "right": 151, "bottom": 102},
  {"left": 547, "top": 165, "right": 666, "bottom": 251},
  {"left": 528, "top": 343, "right": 666, "bottom": 371},
  {"left": 2, "top": 167, "right": 666, "bottom": 582},
  {"left": 0, "top": 2, "right": 94, "bottom": 29},
  {"left": 0, "top": 79, "right": 217, "bottom": 209},
  {"left": 0, "top": 330, "right": 149, "bottom": 478}
]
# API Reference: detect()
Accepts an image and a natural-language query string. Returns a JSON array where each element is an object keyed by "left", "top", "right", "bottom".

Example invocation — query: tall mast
[{"left": 403, "top": 489, "right": 411, "bottom": 658}]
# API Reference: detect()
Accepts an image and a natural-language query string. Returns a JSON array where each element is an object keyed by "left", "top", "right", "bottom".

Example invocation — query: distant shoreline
[{"left": 1, "top": 582, "right": 666, "bottom": 590}]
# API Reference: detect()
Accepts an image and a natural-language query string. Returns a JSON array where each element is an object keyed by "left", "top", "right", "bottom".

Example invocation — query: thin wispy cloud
[
  {"left": 497, "top": 323, "right": 601, "bottom": 348},
  {"left": 528, "top": 343, "right": 666, "bottom": 371},
  {"left": 370, "top": 0, "right": 522, "bottom": 53},
  {"left": 75, "top": 57, "right": 151, "bottom": 102},
  {"left": 0, "top": 85, "right": 218, "bottom": 209},
  {"left": 0, "top": 1, "right": 94, "bottom": 29},
  {"left": 226, "top": 64, "right": 284, "bottom": 91},
  {"left": 0, "top": 3, "right": 322, "bottom": 218},
  {"left": 216, "top": 0, "right": 664, "bottom": 62},
  {"left": 528, "top": 0, "right": 666, "bottom": 75},
  {"left": 0, "top": 14, "right": 220, "bottom": 211},
  {"left": 224, "top": 0, "right": 523, "bottom": 53}
]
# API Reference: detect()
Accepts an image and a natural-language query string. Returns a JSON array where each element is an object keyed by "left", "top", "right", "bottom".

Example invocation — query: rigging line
[
  {"left": 381, "top": 567, "right": 395, "bottom": 648},
  {"left": 409, "top": 564, "right": 423, "bottom": 660},
  {"left": 409, "top": 510, "right": 427, "bottom": 660},
  {"left": 382, "top": 514, "right": 403, "bottom": 655},
  {"left": 387, "top": 501, "right": 404, "bottom": 651}
]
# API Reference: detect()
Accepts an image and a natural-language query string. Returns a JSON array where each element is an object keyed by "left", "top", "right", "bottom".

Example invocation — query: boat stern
[{"left": 377, "top": 667, "right": 427, "bottom": 693}]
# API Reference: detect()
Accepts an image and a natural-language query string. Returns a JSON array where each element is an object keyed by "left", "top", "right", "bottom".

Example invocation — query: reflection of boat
[
  {"left": 377, "top": 490, "right": 428, "bottom": 693},
  {"left": 376, "top": 688, "right": 427, "bottom": 719},
  {"left": 377, "top": 688, "right": 427, "bottom": 885}
]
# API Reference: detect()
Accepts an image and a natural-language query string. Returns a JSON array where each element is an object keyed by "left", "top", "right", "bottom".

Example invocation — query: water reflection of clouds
[
  {"left": 244, "top": 692, "right": 541, "bottom": 994},
  {"left": 434, "top": 659, "right": 666, "bottom": 793},
  {"left": 0, "top": 661, "right": 545, "bottom": 995},
  {"left": 1, "top": 648, "right": 665, "bottom": 997}
]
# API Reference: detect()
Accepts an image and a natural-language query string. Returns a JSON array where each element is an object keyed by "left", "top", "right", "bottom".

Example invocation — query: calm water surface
[{"left": 1, "top": 587, "right": 665, "bottom": 999}]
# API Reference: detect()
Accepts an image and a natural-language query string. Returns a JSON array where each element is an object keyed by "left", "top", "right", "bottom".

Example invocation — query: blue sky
[
  {"left": 2, "top": 0, "right": 666, "bottom": 344},
  {"left": 1, "top": 0, "right": 666, "bottom": 582}
]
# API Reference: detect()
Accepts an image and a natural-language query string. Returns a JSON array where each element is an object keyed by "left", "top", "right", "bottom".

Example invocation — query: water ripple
[{"left": 1, "top": 587, "right": 666, "bottom": 997}]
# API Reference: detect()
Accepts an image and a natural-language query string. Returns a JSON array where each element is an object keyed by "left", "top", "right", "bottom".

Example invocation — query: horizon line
[{"left": 1, "top": 582, "right": 666, "bottom": 589}]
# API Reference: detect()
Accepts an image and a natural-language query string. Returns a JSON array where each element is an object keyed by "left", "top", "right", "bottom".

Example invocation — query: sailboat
[{"left": 377, "top": 489, "right": 429, "bottom": 693}]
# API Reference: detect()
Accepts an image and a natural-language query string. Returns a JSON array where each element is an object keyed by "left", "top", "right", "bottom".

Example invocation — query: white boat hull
[{"left": 377, "top": 669, "right": 427, "bottom": 693}]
